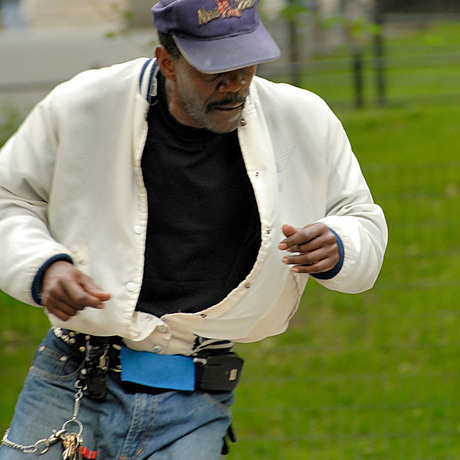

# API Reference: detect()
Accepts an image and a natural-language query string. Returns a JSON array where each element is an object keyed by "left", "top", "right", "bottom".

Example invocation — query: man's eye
[{"left": 196, "top": 72, "right": 222, "bottom": 82}]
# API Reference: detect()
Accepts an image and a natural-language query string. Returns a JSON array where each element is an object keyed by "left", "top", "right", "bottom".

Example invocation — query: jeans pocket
[{"left": 30, "top": 331, "right": 84, "bottom": 383}]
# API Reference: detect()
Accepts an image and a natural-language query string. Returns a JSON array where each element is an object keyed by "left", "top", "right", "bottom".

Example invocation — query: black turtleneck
[{"left": 136, "top": 72, "right": 261, "bottom": 317}]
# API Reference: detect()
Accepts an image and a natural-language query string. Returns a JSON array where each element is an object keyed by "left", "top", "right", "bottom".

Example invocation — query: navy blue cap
[{"left": 152, "top": 0, "right": 280, "bottom": 73}]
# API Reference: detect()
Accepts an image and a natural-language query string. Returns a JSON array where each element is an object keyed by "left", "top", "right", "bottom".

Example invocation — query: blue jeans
[{"left": 1, "top": 329, "right": 234, "bottom": 459}]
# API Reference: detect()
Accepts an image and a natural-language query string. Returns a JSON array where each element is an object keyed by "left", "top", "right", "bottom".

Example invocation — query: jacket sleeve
[
  {"left": 0, "top": 94, "right": 73, "bottom": 305},
  {"left": 315, "top": 110, "right": 388, "bottom": 294}
]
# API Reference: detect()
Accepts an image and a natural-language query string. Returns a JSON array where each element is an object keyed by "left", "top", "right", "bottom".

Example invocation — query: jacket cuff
[
  {"left": 311, "top": 228, "right": 344, "bottom": 280},
  {"left": 31, "top": 254, "right": 74, "bottom": 305}
]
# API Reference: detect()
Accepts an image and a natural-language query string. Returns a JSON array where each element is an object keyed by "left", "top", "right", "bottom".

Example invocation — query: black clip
[
  {"left": 79, "top": 339, "right": 110, "bottom": 400},
  {"left": 221, "top": 424, "right": 237, "bottom": 456}
]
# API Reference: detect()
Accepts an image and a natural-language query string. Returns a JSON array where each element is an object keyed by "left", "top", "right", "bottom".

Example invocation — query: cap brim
[{"left": 173, "top": 22, "right": 280, "bottom": 74}]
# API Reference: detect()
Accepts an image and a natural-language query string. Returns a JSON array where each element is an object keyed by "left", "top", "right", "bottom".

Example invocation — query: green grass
[
  {"left": 1, "top": 19, "right": 460, "bottom": 460},
  {"left": 1, "top": 292, "right": 49, "bottom": 429},
  {"left": 341, "top": 104, "right": 460, "bottom": 165},
  {"left": 0, "top": 103, "right": 23, "bottom": 147}
]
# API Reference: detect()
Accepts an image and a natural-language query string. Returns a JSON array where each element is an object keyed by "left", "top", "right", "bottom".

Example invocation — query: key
[{"left": 62, "top": 433, "right": 82, "bottom": 460}]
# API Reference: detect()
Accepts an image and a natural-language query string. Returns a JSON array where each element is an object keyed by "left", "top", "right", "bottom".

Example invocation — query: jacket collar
[{"left": 139, "top": 58, "right": 160, "bottom": 104}]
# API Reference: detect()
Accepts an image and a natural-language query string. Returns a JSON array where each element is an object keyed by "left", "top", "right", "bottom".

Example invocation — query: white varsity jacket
[{"left": 0, "top": 58, "right": 387, "bottom": 355}]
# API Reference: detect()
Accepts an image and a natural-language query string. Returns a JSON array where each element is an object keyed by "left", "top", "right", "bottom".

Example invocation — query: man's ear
[{"left": 155, "top": 45, "right": 177, "bottom": 81}]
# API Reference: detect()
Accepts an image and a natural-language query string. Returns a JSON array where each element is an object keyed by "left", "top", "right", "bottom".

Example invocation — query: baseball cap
[{"left": 152, "top": 0, "right": 281, "bottom": 73}]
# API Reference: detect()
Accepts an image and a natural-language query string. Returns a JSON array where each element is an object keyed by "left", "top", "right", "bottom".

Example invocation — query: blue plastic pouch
[{"left": 120, "top": 346, "right": 195, "bottom": 391}]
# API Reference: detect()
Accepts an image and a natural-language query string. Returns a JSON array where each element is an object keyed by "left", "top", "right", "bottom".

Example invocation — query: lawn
[
  {"left": 1, "top": 19, "right": 460, "bottom": 460},
  {"left": 228, "top": 100, "right": 460, "bottom": 459}
]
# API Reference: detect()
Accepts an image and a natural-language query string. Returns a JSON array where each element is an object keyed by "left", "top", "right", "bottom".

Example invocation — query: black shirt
[{"left": 136, "top": 73, "right": 261, "bottom": 317}]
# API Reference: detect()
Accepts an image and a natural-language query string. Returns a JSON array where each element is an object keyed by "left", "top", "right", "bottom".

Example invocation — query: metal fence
[{"left": 259, "top": 35, "right": 460, "bottom": 111}]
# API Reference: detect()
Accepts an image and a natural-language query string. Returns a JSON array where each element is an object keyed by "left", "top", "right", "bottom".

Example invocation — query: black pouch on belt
[{"left": 194, "top": 351, "right": 244, "bottom": 392}]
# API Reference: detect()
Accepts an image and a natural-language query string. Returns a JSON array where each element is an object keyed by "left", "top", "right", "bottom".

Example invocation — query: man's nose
[{"left": 218, "top": 68, "right": 254, "bottom": 93}]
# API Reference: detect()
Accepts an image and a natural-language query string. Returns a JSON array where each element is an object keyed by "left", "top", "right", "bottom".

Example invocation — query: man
[{"left": 0, "top": 0, "right": 387, "bottom": 458}]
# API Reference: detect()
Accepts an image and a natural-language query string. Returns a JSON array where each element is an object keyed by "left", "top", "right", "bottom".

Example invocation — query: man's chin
[{"left": 206, "top": 108, "right": 244, "bottom": 133}]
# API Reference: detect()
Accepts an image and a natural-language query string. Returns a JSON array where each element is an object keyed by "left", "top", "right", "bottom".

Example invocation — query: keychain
[
  {"left": 2, "top": 341, "right": 103, "bottom": 458},
  {"left": 59, "top": 381, "right": 85, "bottom": 459},
  {"left": 62, "top": 433, "right": 83, "bottom": 460}
]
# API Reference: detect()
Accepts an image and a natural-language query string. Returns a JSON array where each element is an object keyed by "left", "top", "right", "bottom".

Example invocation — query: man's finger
[
  {"left": 43, "top": 278, "right": 107, "bottom": 312},
  {"left": 280, "top": 223, "right": 330, "bottom": 252},
  {"left": 45, "top": 300, "right": 81, "bottom": 321},
  {"left": 282, "top": 250, "right": 322, "bottom": 266},
  {"left": 46, "top": 308, "right": 71, "bottom": 322},
  {"left": 279, "top": 224, "right": 299, "bottom": 250},
  {"left": 80, "top": 275, "right": 111, "bottom": 303}
]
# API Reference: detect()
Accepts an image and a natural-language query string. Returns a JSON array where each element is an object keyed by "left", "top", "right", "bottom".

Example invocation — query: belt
[
  {"left": 53, "top": 328, "right": 244, "bottom": 394},
  {"left": 53, "top": 327, "right": 122, "bottom": 370}
]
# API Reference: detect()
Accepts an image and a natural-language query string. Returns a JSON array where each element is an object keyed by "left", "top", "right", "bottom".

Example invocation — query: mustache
[{"left": 206, "top": 95, "right": 247, "bottom": 112}]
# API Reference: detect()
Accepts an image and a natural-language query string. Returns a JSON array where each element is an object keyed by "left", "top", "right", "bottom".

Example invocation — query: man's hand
[
  {"left": 279, "top": 223, "right": 339, "bottom": 274},
  {"left": 41, "top": 261, "right": 111, "bottom": 321}
]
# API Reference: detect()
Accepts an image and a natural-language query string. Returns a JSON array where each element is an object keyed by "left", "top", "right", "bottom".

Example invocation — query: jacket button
[
  {"left": 126, "top": 282, "right": 137, "bottom": 292},
  {"left": 133, "top": 225, "right": 143, "bottom": 234},
  {"left": 152, "top": 345, "right": 163, "bottom": 353},
  {"left": 158, "top": 325, "right": 167, "bottom": 333}
]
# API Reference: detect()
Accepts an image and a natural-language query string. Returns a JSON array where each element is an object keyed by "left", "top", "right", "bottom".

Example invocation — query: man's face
[{"left": 165, "top": 54, "right": 256, "bottom": 134}]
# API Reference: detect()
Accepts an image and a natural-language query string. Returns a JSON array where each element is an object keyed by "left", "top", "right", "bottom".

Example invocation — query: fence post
[
  {"left": 373, "top": 0, "right": 386, "bottom": 106},
  {"left": 352, "top": 45, "right": 364, "bottom": 108}
]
